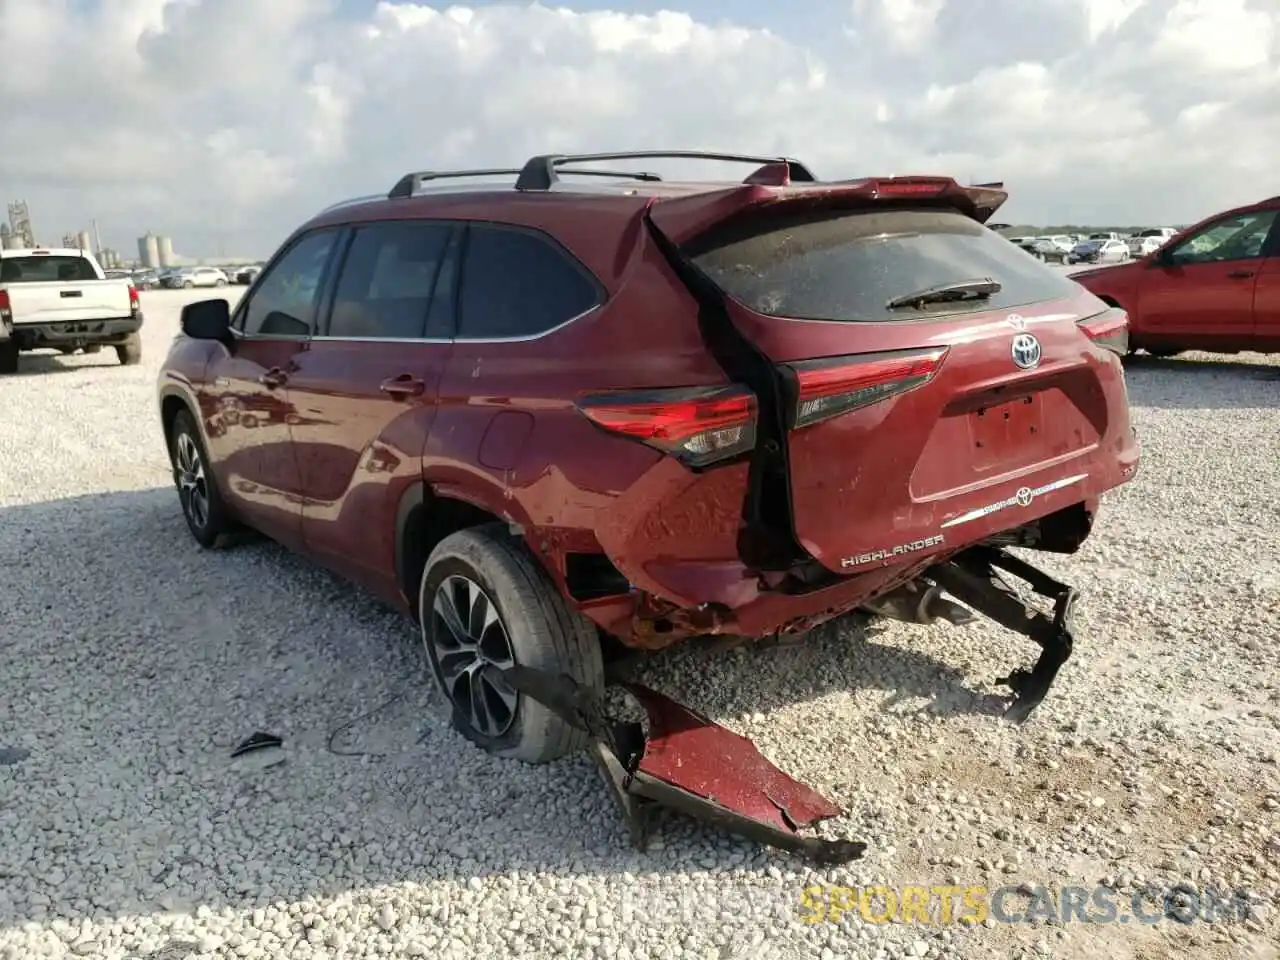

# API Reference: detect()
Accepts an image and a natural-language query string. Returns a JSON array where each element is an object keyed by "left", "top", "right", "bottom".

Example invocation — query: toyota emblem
[
  {"left": 1015, "top": 487, "right": 1033, "bottom": 507},
  {"left": 1011, "top": 333, "right": 1042, "bottom": 370}
]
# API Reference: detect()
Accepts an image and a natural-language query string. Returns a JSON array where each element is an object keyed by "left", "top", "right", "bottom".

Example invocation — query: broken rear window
[{"left": 685, "top": 207, "right": 1079, "bottom": 322}]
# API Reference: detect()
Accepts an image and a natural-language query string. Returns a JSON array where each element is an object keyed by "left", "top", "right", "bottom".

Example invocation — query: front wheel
[
  {"left": 167, "top": 408, "right": 235, "bottom": 548},
  {"left": 419, "top": 524, "right": 605, "bottom": 764},
  {"left": 215, "top": 279, "right": 227, "bottom": 287}
]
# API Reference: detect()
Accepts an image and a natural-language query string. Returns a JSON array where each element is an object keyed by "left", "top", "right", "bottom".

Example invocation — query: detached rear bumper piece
[
  {"left": 493, "top": 666, "right": 866, "bottom": 864},
  {"left": 10, "top": 316, "right": 142, "bottom": 348}
]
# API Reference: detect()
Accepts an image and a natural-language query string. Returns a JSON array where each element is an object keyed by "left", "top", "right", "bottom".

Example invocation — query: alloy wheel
[
  {"left": 174, "top": 432, "right": 209, "bottom": 530},
  {"left": 428, "top": 574, "right": 518, "bottom": 737}
]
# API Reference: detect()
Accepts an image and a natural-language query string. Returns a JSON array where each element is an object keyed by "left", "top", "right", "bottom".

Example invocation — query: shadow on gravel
[
  {"left": 1123, "top": 353, "right": 1280, "bottom": 410},
  {"left": 0, "top": 486, "right": 1008, "bottom": 934},
  {"left": 2, "top": 351, "right": 122, "bottom": 377}
]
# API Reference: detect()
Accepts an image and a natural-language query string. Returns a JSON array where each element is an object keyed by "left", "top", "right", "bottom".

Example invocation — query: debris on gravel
[{"left": 0, "top": 290, "right": 1277, "bottom": 959}]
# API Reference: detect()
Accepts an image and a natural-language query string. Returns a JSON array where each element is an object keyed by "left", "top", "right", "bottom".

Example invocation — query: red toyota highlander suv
[{"left": 157, "top": 151, "right": 1140, "bottom": 768}]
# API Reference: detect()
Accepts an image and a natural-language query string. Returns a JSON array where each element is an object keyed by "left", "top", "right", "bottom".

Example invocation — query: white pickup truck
[{"left": 0, "top": 248, "right": 144, "bottom": 374}]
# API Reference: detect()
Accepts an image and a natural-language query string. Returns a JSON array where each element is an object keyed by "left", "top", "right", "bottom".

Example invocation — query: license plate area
[{"left": 969, "top": 394, "right": 1043, "bottom": 470}]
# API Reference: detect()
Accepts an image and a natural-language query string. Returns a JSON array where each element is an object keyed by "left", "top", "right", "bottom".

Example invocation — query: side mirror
[{"left": 180, "top": 298, "right": 231, "bottom": 340}]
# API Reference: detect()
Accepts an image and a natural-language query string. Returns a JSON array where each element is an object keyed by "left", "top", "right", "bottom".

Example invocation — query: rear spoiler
[{"left": 646, "top": 175, "right": 1010, "bottom": 244}]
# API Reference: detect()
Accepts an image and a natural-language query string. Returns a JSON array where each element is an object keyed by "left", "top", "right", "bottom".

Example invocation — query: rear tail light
[
  {"left": 576, "top": 384, "right": 757, "bottom": 468},
  {"left": 780, "top": 347, "right": 949, "bottom": 430},
  {"left": 128, "top": 284, "right": 140, "bottom": 315},
  {"left": 0, "top": 289, "right": 10, "bottom": 321},
  {"left": 1078, "top": 307, "right": 1128, "bottom": 357}
]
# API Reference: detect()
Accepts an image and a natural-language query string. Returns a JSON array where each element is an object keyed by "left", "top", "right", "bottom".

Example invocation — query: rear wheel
[
  {"left": 419, "top": 524, "right": 604, "bottom": 764},
  {"left": 0, "top": 341, "right": 17, "bottom": 374},
  {"left": 115, "top": 333, "right": 142, "bottom": 366},
  {"left": 167, "top": 408, "right": 234, "bottom": 548},
  {"left": 215, "top": 279, "right": 227, "bottom": 287}
]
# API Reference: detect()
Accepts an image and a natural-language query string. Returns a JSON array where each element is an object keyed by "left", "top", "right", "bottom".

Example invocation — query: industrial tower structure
[{"left": 6, "top": 201, "right": 35, "bottom": 248}]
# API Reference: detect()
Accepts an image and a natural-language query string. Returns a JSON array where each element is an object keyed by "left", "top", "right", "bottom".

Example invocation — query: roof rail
[
  {"left": 387, "top": 166, "right": 665, "bottom": 199},
  {"left": 514, "top": 151, "right": 819, "bottom": 191},
  {"left": 388, "top": 168, "right": 524, "bottom": 199}
]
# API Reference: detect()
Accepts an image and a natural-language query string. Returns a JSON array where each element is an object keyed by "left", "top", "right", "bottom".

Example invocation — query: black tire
[
  {"left": 215, "top": 279, "right": 227, "bottom": 287},
  {"left": 0, "top": 341, "right": 17, "bottom": 374},
  {"left": 167, "top": 408, "right": 234, "bottom": 548},
  {"left": 115, "top": 333, "right": 142, "bottom": 366},
  {"left": 419, "top": 524, "right": 604, "bottom": 764}
]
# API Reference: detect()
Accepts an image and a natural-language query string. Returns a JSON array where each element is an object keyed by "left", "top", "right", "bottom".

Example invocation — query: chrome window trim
[{"left": 305, "top": 303, "right": 603, "bottom": 345}]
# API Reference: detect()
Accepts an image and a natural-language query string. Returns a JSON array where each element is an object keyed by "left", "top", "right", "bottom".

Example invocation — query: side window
[
  {"left": 239, "top": 231, "right": 337, "bottom": 337},
  {"left": 326, "top": 222, "right": 454, "bottom": 339},
  {"left": 1168, "top": 211, "right": 1279, "bottom": 265},
  {"left": 457, "top": 225, "right": 600, "bottom": 339}
]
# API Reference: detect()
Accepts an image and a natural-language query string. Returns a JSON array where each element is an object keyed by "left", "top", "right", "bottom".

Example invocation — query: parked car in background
[
  {"left": 1030, "top": 237, "right": 1072, "bottom": 264},
  {"left": 1074, "top": 195, "right": 1279, "bottom": 358},
  {"left": 163, "top": 266, "right": 229, "bottom": 289},
  {"left": 1127, "top": 235, "right": 1166, "bottom": 257},
  {"left": 1069, "top": 238, "right": 1130, "bottom": 265},
  {"left": 0, "top": 247, "right": 143, "bottom": 372},
  {"left": 156, "top": 150, "right": 1139, "bottom": 786},
  {"left": 234, "top": 265, "right": 262, "bottom": 285},
  {"left": 1088, "top": 232, "right": 1124, "bottom": 242},
  {"left": 132, "top": 269, "right": 162, "bottom": 290}
]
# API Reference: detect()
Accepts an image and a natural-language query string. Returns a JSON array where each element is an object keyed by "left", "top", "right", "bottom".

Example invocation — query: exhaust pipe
[{"left": 859, "top": 579, "right": 977, "bottom": 626}]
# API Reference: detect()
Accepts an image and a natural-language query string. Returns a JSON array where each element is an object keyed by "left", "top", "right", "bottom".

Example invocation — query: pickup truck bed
[{"left": 0, "top": 248, "right": 143, "bottom": 373}]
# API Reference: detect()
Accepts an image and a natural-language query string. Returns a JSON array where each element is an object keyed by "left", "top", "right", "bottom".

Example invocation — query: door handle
[
  {"left": 1227, "top": 270, "right": 1255, "bottom": 279},
  {"left": 259, "top": 367, "right": 288, "bottom": 389},
  {"left": 379, "top": 374, "right": 426, "bottom": 398}
]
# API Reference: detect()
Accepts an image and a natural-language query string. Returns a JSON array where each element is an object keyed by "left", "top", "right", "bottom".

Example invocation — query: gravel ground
[{"left": 1, "top": 284, "right": 1277, "bottom": 960}]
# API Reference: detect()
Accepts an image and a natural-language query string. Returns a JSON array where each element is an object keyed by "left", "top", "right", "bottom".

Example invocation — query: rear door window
[
  {"left": 0, "top": 255, "right": 98, "bottom": 283},
  {"left": 457, "top": 224, "right": 601, "bottom": 339},
  {"left": 325, "top": 221, "right": 456, "bottom": 339},
  {"left": 685, "top": 207, "right": 1081, "bottom": 322}
]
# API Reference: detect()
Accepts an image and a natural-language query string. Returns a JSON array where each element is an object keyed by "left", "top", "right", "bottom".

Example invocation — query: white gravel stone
[{"left": 0, "top": 284, "right": 1277, "bottom": 960}]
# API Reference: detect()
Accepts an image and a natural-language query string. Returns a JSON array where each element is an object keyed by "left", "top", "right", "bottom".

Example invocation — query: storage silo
[
  {"left": 138, "top": 233, "right": 159, "bottom": 268},
  {"left": 156, "top": 236, "right": 175, "bottom": 268},
  {"left": 77, "top": 230, "right": 92, "bottom": 252}
]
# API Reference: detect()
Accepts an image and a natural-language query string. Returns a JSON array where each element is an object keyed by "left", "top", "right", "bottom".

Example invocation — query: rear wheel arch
[{"left": 396, "top": 483, "right": 524, "bottom": 621}]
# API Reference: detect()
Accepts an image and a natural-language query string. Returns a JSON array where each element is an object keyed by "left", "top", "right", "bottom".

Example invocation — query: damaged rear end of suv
[
  {"left": 169, "top": 151, "right": 1139, "bottom": 862},
  {"left": 466, "top": 154, "right": 1140, "bottom": 861},
  {"left": 488, "top": 156, "right": 1141, "bottom": 855}
]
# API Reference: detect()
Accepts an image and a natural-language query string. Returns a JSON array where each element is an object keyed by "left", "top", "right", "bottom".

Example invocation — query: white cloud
[{"left": 0, "top": 0, "right": 1276, "bottom": 257}]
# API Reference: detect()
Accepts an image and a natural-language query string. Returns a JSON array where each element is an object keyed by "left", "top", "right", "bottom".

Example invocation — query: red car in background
[{"left": 1073, "top": 195, "right": 1280, "bottom": 358}]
